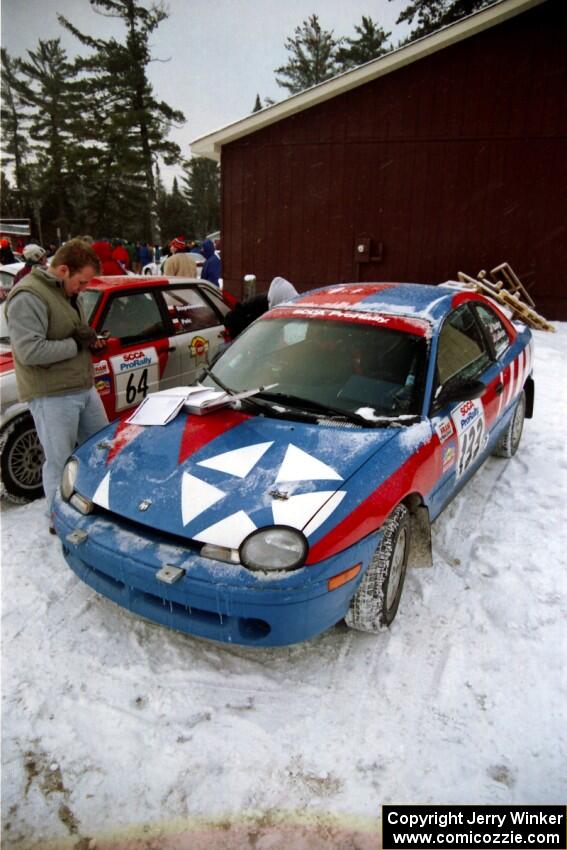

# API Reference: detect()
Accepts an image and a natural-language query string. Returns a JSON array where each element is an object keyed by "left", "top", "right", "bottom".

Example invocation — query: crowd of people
[{"left": 1, "top": 234, "right": 223, "bottom": 288}]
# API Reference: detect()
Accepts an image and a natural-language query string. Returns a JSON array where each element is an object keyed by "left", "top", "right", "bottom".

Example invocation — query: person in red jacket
[
  {"left": 92, "top": 240, "right": 125, "bottom": 275},
  {"left": 111, "top": 240, "right": 130, "bottom": 271}
]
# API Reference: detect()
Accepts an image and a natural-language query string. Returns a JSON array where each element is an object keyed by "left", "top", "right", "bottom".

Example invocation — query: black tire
[
  {"left": 0, "top": 414, "right": 44, "bottom": 502},
  {"left": 492, "top": 390, "right": 526, "bottom": 459},
  {"left": 345, "top": 503, "right": 410, "bottom": 633}
]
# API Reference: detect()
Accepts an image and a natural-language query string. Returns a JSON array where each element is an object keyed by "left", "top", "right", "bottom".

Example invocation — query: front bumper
[{"left": 53, "top": 496, "right": 381, "bottom": 647}]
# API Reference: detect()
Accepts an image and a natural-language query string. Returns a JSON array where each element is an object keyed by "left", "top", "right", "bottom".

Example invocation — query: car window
[
  {"left": 199, "top": 286, "right": 229, "bottom": 319},
  {"left": 473, "top": 303, "right": 511, "bottom": 359},
  {"left": 211, "top": 316, "right": 426, "bottom": 417},
  {"left": 162, "top": 287, "right": 220, "bottom": 334},
  {"left": 77, "top": 290, "right": 101, "bottom": 323},
  {"left": 102, "top": 292, "right": 165, "bottom": 342},
  {"left": 436, "top": 304, "right": 491, "bottom": 385}
]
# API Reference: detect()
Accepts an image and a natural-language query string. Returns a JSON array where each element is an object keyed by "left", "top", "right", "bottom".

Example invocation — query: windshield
[
  {"left": 207, "top": 316, "right": 426, "bottom": 418},
  {"left": 77, "top": 290, "right": 101, "bottom": 323}
]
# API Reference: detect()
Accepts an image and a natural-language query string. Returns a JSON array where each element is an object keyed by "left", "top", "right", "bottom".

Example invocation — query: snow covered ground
[{"left": 2, "top": 325, "right": 566, "bottom": 850}]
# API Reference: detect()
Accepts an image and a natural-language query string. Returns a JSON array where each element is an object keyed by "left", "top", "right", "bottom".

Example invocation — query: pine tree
[
  {"left": 157, "top": 175, "right": 191, "bottom": 241},
  {"left": 252, "top": 93, "right": 263, "bottom": 112},
  {"left": 13, "top": 39, "right": 82, "bottom": 241},
  {"left": 0, "top": 172, "right": 20, "bottom": 219},
  {"left": 181, "top": 158, "right": 220, "bottom": 240},
  {"left": 394, "top": 0, "right": 494, "bottom": 41},
  {"left": 0, "top": 49, "right": 32, "bottom": 217},
  {"left": 58, "top": 0, "right": 185, "bottom": 242},
  {"left": 336, "top": 16, "right": 391, "bottom": 71},
  {"left": 275, "top": 15, "right": 342, "bottom": 95}
]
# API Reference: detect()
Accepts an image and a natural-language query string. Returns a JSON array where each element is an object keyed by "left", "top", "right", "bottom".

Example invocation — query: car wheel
[
  {"left": 492, "top": 389, "right": 526, "bottom": 459},
  {"left": 0, "top": 414, "right": 44, "bottom": 502},
  {"left": 345, "top": 503, "right": 410, "bottom": 633}
]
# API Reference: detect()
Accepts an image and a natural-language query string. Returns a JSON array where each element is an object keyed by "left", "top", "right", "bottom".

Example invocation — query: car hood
[{"left": 74, "top": 408, "right": 428, "bottom": 553}]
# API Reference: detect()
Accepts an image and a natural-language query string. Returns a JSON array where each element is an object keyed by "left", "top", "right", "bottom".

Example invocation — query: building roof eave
[{"left": 190, "top": 0, "right": 547, "bottom": 161}]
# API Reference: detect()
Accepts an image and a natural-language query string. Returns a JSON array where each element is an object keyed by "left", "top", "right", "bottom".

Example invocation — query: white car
[
  {"left": 0, "top": 275, "right": 231, "bottom": 501},
  {"left": 0, "top": 303, "right": 45, "bottom": 501},
  {"left": 0, "top": 262, "right": 25, "bottom": 301}
]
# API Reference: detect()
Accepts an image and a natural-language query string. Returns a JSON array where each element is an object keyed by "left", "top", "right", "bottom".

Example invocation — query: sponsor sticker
[
  {"left": 95, "top": 375, "right": 111, "bottom": 397},
  {"left": 94, "top": 359, "right": 110, "bottom": 377},
  {"left": 190, "top": 335, "right": 209, "bottom": 357},
  {"left": 434, "top": 417, "right": 454, "bottom": 443},
  {"left": 442, "top": 445, "right": 456, "bottom": 473}
]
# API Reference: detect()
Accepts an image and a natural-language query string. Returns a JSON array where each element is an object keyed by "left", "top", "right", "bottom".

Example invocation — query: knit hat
[
  {"left": 23, "top": 243, "right": 47, "bottom": 264},
  {"left": 171, "top": 237, "right": 186, "bottom": 251}
]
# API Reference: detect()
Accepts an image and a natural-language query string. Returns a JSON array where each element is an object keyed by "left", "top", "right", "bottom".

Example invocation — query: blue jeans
[{"left": 29, "top": 388, "right": 109, "bottom": 515}]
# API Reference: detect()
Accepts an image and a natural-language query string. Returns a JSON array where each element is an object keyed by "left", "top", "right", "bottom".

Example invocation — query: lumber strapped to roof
[{"left": 457, "top": 262, "right": 555, "bottom": 332}]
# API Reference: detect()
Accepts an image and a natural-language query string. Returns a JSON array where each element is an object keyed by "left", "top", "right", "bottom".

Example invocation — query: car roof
[
  {"left": 0, "top": 262, "right": 24, "bottom": 275},
  {"left": 287, "top": 282, "right": 463, "bottom": 333},
  {"left": 85, "top": 275, "right": 202, "bottom": 292}
]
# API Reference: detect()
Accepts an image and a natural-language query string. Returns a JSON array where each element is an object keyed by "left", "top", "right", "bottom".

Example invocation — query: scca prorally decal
[
  {"left": 110, "top": 347, "right": 160, "bottom": 412},
  {"left": 288, "top": 307, "right": 389, "bottom": 324},
  {"left": 451, "top": 399, "right": 486, "bottom": 479}
]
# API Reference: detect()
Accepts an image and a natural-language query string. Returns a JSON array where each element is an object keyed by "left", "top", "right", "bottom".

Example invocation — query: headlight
[
  {"left": 60, "top": 457, "right": 79, "bottom": 502},
  {"left": 240, "top": 526, "right": 308, "bottom": 571}
]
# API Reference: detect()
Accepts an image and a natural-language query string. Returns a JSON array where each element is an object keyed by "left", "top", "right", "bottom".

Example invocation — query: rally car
[
  {"left": 53, "top": 282, "right": 533, "bottom": 646},
  {"left": 0, "top": 276, "right": 230, "bottom": 501}
]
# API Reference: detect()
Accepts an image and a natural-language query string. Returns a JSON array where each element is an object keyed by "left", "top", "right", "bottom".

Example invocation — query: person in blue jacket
[{"left": 201, "top": 239, "right": 221, "bottom": 286}]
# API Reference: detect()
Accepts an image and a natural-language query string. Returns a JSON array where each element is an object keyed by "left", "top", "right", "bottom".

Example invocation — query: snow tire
[
  {"left": 345, "top": 503, "right": 410, "bottom": 634},
  {"left": 492, "top": 389, "right": 526, "bottom": 459},
  {"left": 0, "top": 414, "right": 44, "bottom": 502}
]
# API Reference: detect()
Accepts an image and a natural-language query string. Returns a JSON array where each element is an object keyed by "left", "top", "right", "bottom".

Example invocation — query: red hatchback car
[{"left": 0, "top": 276, "right": 230, "bottom": 501}]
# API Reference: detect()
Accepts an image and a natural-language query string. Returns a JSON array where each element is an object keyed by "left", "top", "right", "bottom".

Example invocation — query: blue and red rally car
[{"left": 53, "top": 282, "right": 533, "bottom": 646}]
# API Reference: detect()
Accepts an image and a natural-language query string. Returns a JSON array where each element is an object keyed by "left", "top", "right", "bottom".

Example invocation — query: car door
[
  {"left": 157, "top": 284, "right": 227, "bottom": 389},
  {"left": 428, "top": 302, "right": 505, "bottom": 516},
  {"left": 93, "top": 289, "right": 170, "bottom": 418}
]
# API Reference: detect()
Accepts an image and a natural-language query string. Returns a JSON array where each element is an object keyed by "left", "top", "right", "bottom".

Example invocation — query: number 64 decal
[
  {"left": 451, "top": 399, "right": 487, "bottom": 479},
  {"left": 110, "top": 347, "right": 160, "bottom": 412},
  {"left": 126, "top": 369, "right": 149, "bottom": 405}
]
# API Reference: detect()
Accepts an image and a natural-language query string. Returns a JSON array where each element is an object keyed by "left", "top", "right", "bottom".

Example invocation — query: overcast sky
[{"left": 2, "top": 0, "right": 411, "bottom": 183}]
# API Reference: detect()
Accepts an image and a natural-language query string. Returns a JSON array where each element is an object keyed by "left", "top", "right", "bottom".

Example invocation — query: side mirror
[{"left": 433, "top": 378, "right": 486, "bottom": 410}]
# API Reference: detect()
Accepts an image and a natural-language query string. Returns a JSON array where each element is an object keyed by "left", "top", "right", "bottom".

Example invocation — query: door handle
[{"left": 495, "top": 382, "right": 504, "bottom": 395}]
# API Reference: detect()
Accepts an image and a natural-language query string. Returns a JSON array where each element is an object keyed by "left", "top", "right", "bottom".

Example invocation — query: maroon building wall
[{"left": 221, "top": 0, "right": 567, "bottom": 317}]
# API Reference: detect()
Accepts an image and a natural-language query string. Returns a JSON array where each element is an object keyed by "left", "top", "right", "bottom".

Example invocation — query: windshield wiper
[
  {"left": 256, "top": 391, "right": 422, "bottom": 427},
  {"left": 199, "top": 365, "right": 270, "bottom": 413},
  {"left": 200, "top": 364, "right": 235, "bottom": 396},
  {"left": 253, "top": 391, "right": 374, "bottom": 426}
]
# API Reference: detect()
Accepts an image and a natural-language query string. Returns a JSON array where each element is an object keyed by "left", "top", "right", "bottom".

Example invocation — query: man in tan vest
[
  {"left": 6, "top": 239, "right": 108, "bottom": 532},
  {"left": 163, "top": 236, "right": 198, "bottom": 277}
]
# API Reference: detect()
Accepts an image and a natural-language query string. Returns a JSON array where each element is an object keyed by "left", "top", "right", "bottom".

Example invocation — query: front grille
[{"left": 90, "top": 503, "right": 202, "bottom": 552}]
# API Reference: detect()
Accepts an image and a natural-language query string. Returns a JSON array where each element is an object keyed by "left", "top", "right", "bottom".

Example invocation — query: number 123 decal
[{"left": 451, "top": 398, "right": 487, "bottom": 479}]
